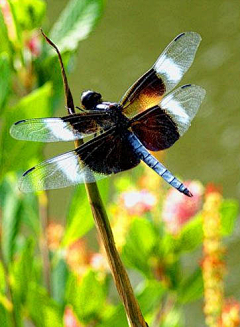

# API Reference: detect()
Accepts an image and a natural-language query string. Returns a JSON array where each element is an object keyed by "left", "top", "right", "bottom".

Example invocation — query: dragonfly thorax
[
  {"left": 81, "top": 90, "right": 102, "bottom": 110},
  {"left": 107, "top": 104, "right": 130, "bottom": 129}
]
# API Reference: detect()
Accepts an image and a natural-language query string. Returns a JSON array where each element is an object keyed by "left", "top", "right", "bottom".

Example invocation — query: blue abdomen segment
[{"left": 127, "top": 132, "right": 192, "bottom": 197}]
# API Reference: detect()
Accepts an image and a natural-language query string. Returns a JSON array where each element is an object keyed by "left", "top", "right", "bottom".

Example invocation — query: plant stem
[
  {"left": 38, "top": 191, "right": 51, "bottom": 294},
  {"left": 84, "top": 181, "right": 147, "bottom": 327},
  {"left": 41, "top": 30, "right": 147, "bottom": 327}
]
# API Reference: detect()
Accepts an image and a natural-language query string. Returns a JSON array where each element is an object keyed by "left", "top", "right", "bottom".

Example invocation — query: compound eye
[
  {"left": 81, "top": 90, "right": 102, "bottom": 110},
  {"left": 94, "top": 92, "right": 102, "bottom": 102}
]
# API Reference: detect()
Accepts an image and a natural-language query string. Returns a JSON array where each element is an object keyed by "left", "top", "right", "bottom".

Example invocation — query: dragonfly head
[{"left": 81, "top": 90, "right": 102, "bottom": 110}]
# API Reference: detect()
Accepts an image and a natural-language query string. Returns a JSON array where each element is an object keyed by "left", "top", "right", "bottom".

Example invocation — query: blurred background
[
  {"left": 46, "top": 0, "right": 240, "bottom": 217},
  {"left": 47, "top": 3, "right": 240, "bottom": 324},
  {"left": 1, "top": 0, "right": 240, "bottom": 326}
]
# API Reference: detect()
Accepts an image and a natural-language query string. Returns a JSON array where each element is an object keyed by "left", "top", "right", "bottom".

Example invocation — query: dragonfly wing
[
  {"left": 131, "top": 84, "right": 206, "bottom": 151},
  {"left": 10, "top": 112, "right": 114, "bottom": 142},
  {"left": 20, "top": 128, "right": 140, "bottom": 192},
  {"left": 153, "top": 32, "right": 201, "bottom": 93},
  {"left": 160, "top": 84, "right": 206, "bottom": 136},
  {"left": 119, "top": 32, "right": 201, "bottom": 117},
  {"left": 19, "top": 151, "right": 100, "bottom": 192}
]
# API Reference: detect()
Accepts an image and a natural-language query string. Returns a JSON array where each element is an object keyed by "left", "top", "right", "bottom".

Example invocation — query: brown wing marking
[{"left": 119, "top": 68, "right": 166, "bottom": 117}]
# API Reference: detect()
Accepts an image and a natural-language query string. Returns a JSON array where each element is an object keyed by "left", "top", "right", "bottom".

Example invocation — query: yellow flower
[{"left": 202, "top": 191, "right": 225, "bottom": 327}]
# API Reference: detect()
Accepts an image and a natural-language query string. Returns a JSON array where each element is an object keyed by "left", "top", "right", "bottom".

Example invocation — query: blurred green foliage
[{"left": 0, "top": 1, "right": 239, "bottom": 327}]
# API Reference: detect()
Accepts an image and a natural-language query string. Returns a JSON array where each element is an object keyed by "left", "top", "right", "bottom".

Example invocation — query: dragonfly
[{"left": 10, "top": 31, "right": 205, "bottom": 196}]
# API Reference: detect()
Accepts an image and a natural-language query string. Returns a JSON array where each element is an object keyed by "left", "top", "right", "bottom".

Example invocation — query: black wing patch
[
  {"left": 19, "top": 128, "right": 140, "bottom": 192},
  {"left": 77, "top": 128, "right": 140, "bottom": 174}
]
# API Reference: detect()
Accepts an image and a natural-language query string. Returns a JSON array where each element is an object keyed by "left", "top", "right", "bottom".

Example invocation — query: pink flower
[
  {"left": 162, "top": 180, "right": 204, "bottom": 234},
  {"left": 64, "top": 307, "right": 82, "bottom": 327},
  {"left": 0, "top": 0, "right": 16, "bottom": 41},
  {"left": 120, "top": 189, "right": 157, "bottom": 215},
  {"left": 26, "top": 33, "right": 42, "bottom": 57}
]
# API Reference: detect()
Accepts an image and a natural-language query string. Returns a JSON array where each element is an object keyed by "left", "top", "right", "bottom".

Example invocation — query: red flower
[
  {"left": 26, "top": 33, "right": 41, "bottom": 57},
  {"left": 219, "top": 299, "right": 240, "bottom": 327},
  {"left": 162, "top": 180, "right": 204, "bottom": 234},
  {"left": 205, "top": 183, "right": 222, "bottom": 196}
]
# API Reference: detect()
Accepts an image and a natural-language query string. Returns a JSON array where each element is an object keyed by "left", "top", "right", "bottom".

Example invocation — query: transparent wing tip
[
  {"left": 19, "top": 179, "right": 31, "bottom": 193},
  {"left": 19, "top": 168, "right": 36, "bottom": 193},
  {"left": 9, "top": 120, "right": 25, "bottom": 139},
  {"left": 174, "top": 31, "right": 202, "bottom": 43},
  {"left": 181, "top": 84, "right": 206, "bottom": 100},
  {"left": 19, "top": 166, "right": 47, "bottom": 193}
]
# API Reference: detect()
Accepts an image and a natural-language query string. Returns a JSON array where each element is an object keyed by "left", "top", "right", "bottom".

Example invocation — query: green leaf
[
  {"left": 52, "top": 258, "right": 69, "bottom": 305},
  {"left": 0, "top": 304, "right": 11, "bottom": 327},
  {"left": 27, "top": 283, "right": 62, "bottom": 327},
  {"left": 122, "top": 218, "right": 157, "bottom": 276},
  {"left": 0, "top": 53, "right": 11, "bottom": 112},
  {"left": 9, "top": 0, "right": 46, "bottom": 31},
  {"left": 220, "top": 199, "right": 239, "bottom": 236},
  {"left": 66, "top": 269, "right": 106, "bottom": 322},
  {"left": 49, "top": 0, "right": 104, "bottom": 53},
  {"left": 0, "top": 262, "right": 6, "bottom": 294},
  {"left": 0, "top": 172, "right": 39, "bottom": 264},
  {"left": 0, "top": 263, "right": 11, "bottom": 325},
  {"left": 20, "top": 192, "right": 40, "bottom": 236},
  {"left": 11, "top": 238, "right": 35, "bottom": 304},
  {"left": 62, "top": 184, "right": 93, "bottom": 247},
  {"left": 0, "top": 9, "right": 11, "bottom": 55},
  {"left": 160, "top": 233, "right": 178, "bottom": 257},
  {"left": 177, "top": 214, "right": 203, "bottom": 253},
  {"left": 161, "top": 307, "right": 184, "bottom": 327},
  {"left": 98, "top": 305, "right": 127, "bottom": 327},
  {"left": 99, "top": 279, "right": 165, "bottom": 327},
  {"left": 1, "top": 82, "right": 52, "bottom": 177},
  {"left": 137, "top": 279, "right": 166, "bottom": 315},
  {"left": 177, "top": 268, "right": 203, "bottom": 304},
  {"left": 1, "top": 174, "right": 23, "bottom": 263},
  {"left": 63, "top": 177, "right": 110, "bottom": 247}
]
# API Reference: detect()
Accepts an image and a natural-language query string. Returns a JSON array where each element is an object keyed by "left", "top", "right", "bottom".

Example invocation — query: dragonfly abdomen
[{"left": 127, "top": 132, "right": 192, "bottom": 197}]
